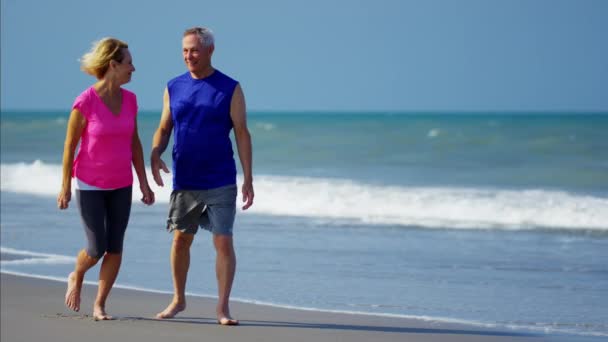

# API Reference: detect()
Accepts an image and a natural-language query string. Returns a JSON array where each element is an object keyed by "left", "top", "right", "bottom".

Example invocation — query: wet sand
[{"left": 1, "top": 272, "right": 564, "bottom": 342}]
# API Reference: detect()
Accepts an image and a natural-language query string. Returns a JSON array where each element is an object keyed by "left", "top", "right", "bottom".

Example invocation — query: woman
[{"left": 57, "top": 37, "right": 154, "bottom": 320}]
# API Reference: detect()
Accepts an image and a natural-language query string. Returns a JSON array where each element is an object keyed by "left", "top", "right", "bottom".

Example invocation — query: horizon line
[{"left": 2, "top": 108, "right": 607, "bottom": 115}]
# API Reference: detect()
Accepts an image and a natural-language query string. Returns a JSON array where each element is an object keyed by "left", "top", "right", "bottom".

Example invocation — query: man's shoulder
[
  {"left": 211, "top": 69, "right": 239, "bottom": 95},
  {"left": 213, "top": 69, "right": 238, "bottom": 85},
  {"left": 167, "top": 72, "right": 191, "bottom": 87}
]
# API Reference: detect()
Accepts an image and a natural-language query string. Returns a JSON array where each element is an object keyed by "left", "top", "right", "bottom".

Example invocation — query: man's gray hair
[{"left": 184, "top": 27, "right": 215, "bottom": 47}]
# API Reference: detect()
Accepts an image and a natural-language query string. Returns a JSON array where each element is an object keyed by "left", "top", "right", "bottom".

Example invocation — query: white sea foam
[
  {"left": 0, "top": 247, "right": 74, "bottom": 266},
  {"left": 2, "top": 161, "right": 607, "bottom": 231},
  {"left": 0, "top": 117, "right": 68, "bottom": 129},
  {"left": 427, "top": 128, "right": 441, "bottom": 138},
  {"left": 254, "top": 122, "right": 276, "bottom": 131}
]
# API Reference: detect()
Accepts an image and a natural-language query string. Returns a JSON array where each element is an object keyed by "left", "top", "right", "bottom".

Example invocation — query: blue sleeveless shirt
[{"left": 167, "top": 70, "right": 238, "bottom": 190}]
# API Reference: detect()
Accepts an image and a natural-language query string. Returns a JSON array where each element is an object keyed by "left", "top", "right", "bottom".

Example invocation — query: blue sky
[{"left": 1, "top": 0, "right": 607, "bottom": 112}]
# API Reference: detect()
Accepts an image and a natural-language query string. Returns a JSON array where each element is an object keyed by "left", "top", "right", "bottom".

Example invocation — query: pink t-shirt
[{"left": 72, "top": 86, "right": 137, "bottom": 189}]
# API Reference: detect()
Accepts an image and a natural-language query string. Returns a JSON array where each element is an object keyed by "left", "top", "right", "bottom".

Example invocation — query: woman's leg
[
  {"left": 93, "top": 252, "right": 122, "bottom": 320},
  {"left": 65, "top": 249, "right": 99, "bottom": 312},
  {"left": 93, "top": 186, "right": 132, "bottom": 320},
  {"left": 66, "top": 190, "right": 106, "bottom": 312}
]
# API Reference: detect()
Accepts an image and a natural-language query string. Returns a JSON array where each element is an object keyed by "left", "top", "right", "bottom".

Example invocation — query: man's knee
[
  {"left": 173, "top": 231, "right": 194, "bottom": 250},
  {"left": 213, "top": 235, "right": 234, "bottom": 257}
]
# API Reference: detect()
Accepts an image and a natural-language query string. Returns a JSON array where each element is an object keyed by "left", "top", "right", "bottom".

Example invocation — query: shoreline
[
  {"left": 1, "top": 272, "right": 580, "bottom": 342},
  {"left": 0, "top": 269, "right": 510, "bottom": 327}
]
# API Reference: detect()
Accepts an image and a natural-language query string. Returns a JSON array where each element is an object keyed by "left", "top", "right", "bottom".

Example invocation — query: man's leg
[
  {"left": 213, "top": 234, "right": 238, "bottom": 325},
  {"left": 156, "top": 230, "right": 194, "bottom": 319}
]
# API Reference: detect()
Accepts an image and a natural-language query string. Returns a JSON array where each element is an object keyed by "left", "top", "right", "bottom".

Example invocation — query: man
[{"left": 151, "top": 27, "right": 253, "bottom": 326}]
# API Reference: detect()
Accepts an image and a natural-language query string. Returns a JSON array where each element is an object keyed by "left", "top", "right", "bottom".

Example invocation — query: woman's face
[{"left": 113, "top": 48, "right": 135, "bottom": 84}]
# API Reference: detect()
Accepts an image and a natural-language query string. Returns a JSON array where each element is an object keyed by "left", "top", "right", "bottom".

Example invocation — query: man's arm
[
  {"left": 230, "top": 84, "right": 254, "bottom": 210},
  {"left": 150, "top": 87, "right": 173, "bottom": 187}
]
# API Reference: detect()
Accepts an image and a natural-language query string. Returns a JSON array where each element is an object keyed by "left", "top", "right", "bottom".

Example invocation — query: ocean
[{"left": 1, "top": 110, "right": 607, "bottom": 340}]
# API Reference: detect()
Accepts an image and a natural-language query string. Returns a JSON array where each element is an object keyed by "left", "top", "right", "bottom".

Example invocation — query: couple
[{"left": 57, "top": 27, "right": 253, "bottom": 325}]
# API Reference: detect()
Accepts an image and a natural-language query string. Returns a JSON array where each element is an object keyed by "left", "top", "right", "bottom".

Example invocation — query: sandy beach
[{"left": 1, "top": 272, "right": 571, "bottom": 342}]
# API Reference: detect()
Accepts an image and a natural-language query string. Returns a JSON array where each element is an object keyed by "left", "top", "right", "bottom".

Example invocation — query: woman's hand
[
  {"left": 57, "top": 187, "right": 71, "bottom": 210},
  {"left": 140, "top": 183, "right": 155, "bottom": 205}
]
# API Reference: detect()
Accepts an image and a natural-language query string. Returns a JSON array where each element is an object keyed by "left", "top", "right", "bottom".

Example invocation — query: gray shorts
[{"left": 166, "top": 184, "right": 237, "bottom": 236}]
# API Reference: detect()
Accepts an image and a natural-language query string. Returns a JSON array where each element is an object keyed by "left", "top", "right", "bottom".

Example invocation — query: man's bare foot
[
  {"left": 155, "top": 301, "right": 186, "bottom": 319},
  {"left": 65, "top": 272, "right": 82, "bottom": 312},
  {"left": 93, "top": 306, "right": 113, "bottom": 321},
  {"left": 217, "top": 315, "right": 239, "bottom": 326}
]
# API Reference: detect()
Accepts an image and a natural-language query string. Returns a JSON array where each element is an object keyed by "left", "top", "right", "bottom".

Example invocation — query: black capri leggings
[{"left": 76, "top": 186, "right": 132, "bottom": 259}]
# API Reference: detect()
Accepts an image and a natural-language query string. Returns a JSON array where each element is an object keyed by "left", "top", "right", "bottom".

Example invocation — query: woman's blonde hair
[{"left": 80, "top": 37, "right": 128, "bottom": 79}]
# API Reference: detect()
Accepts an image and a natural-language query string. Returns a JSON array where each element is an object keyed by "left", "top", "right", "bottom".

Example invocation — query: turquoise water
[
  {"left": 1, "top": 111, "right": 607, "bottom": 339},
  {"left": 3, "top": 111, "right": 608, "bottom": 192}
]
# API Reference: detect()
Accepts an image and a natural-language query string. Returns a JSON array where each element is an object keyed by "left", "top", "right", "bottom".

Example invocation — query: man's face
[{"left": 182, "top": 34, "right": 212, "bottom": 73}]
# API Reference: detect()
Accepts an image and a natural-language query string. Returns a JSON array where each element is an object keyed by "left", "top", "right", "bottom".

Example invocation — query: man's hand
[
  {"left": 151, "top": 152, "right": 170, "bottom": 187},
  {"left": 241, "top": 182, "right": 254, "bottom": 210}
]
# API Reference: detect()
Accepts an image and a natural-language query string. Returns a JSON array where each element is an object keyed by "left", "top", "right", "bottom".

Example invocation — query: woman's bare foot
[
  {"left": 217, "top": 315, "right": 239, "bottom": 326},
  {"left": 217, "top": 306, "right": 238, "bottom": 326},
  {"left": 155, "top": 301, "right": 186, "bottom": 319},
  {"left": 93, "top": 306, "right": 113, "bottom": 321},
  {"left": 65, "top": 272, "right": 82, "bottom": 312}
]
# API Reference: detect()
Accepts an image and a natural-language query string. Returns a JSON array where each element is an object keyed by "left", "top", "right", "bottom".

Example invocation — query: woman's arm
[
  {"left": 132, "top": 117, "right": 155, "bottom": 205},
  {"left": 57, "top": 109, "right": 86, "bottom": 210}
]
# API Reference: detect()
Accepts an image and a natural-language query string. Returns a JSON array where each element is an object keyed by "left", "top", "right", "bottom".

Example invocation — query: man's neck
[{"left": 190, "top": 65, "right": 215, "bottom": 79}]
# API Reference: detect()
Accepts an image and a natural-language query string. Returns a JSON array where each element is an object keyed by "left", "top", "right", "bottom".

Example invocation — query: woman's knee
[
  {"left": 106, "top": 235, "right": 125, "bottom": 255},
  {"left": 85, "top": 245, "right": 105, "bottom": 259}
]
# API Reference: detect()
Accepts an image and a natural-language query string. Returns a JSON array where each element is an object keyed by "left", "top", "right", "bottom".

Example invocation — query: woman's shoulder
[
  {"left": 75, "top": 86, "right": 96, "bottom": 100},
  {"left": 72, "top": 86, "right": 96, "bottom": 112},
  {"left": 121, "top": 87, "right": 136, "bottom": 96},
  {"left": 121, "top": 87, "right": 138, "bottom": 113},
  {"left": 121, "top": 87, "right": 137, "bottom": 101}
]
